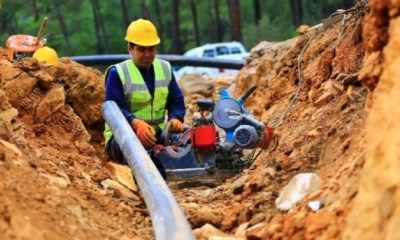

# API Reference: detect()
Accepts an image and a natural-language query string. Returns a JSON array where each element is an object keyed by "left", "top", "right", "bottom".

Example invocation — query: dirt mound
[
  {"left": 343, "top": 0, "right": 400, "bottom": 239},
  {"left": 1, "top": 1, "right": 399, "bottom": 239},
  {"left": 0, "top": 47, "right": 8, "bottom": 60},
  {"left": 0, "top": 57, "right": 153, "bottom": 240},
  {"left": 177, "top": 3, "right": 371, "bottom": 239}
]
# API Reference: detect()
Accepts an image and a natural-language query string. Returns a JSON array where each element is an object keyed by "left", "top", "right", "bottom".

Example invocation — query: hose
[{"left": 67, "top": 54, "right": 245, "bottom": 69}]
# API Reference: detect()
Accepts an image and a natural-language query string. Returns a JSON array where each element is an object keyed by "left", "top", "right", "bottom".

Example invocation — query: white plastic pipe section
[{"left": 101, "top": 101, "right": 195, "bottom": 240}]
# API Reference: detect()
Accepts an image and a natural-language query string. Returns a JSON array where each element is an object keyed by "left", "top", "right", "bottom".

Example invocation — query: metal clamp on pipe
[{"left": 101, "top": 101, "right": 195, "bottom": 240}]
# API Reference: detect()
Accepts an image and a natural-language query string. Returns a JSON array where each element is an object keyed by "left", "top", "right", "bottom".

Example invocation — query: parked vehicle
[{"left": 174, "top": 42, "right": 249, "bottom": 79}]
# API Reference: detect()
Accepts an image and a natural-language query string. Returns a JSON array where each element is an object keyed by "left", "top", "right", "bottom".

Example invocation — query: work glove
[
  {"left": 131, "top": 119, "right": 157, "bottom": 148},
  {"left": 168, "top": 119, "right": 184, "bottom": 133}
]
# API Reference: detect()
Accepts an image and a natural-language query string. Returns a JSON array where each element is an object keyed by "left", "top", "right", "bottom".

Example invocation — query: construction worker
[
  {"left": 32, "top": 46, "right": 59, "bottom": 65},
  {"left": 104, "top": 19, "right": 185, "bottom": 179}
]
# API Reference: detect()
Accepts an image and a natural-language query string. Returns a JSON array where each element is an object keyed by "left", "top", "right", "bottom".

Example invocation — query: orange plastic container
[{"left": 6, "top": 35, "right": 43, "bottom": 61}]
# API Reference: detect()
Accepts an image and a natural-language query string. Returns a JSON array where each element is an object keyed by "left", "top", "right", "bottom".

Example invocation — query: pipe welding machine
[{"left": 154, "top": 85, "right": 274, "bottom": 181}]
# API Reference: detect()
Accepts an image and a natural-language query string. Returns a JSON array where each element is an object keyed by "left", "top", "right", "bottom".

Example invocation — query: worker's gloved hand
[
  {"left": 131, "top": 119, "right": 156, "bottom": 148},
  {"left": 168, "top": 119, "right": 184, "bottom": 133}
]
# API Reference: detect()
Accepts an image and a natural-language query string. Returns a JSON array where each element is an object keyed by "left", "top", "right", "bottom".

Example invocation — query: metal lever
[
  {"left": 227, "top": 109, "right": 243, "bottom": 116},
  {"left": 239, "top": 85, "right": 257, "bottom": 103}
]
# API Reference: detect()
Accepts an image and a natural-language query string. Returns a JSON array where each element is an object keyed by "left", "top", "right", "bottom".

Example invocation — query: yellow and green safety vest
[{"left": 104, "top": 58, "right": 172, "bottom": 145}]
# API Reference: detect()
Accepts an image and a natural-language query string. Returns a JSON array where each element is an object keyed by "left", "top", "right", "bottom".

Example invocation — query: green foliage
[
  {"left": 0, "top": 0, "right": 355, "bottom": 57},
  {"left": 242, "top": 15, "right": 296, "bottom": 51}
]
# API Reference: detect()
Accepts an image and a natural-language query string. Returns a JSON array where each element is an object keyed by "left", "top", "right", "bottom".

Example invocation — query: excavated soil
[
  {"left": 0, "top": 54, "right": 152, "bottom": 240},
  {"left": 1, "top": 1, "right": 399, "bottom": 239}
]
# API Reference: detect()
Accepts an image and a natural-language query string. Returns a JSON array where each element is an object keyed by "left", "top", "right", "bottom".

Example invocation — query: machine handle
[
  {"left": 163, "top": 122, "right": 173, "bottom": 146},
  {"left": 240, "top": 85, "right": 257, "bottom": 102},
  {"left": 35, "top": 17, "right": 48, "bottom": 46}
]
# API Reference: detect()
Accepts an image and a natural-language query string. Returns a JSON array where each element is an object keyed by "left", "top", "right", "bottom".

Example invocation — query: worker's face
[{"left": 128, "top": 44, "right": 156, "bottom": 70}]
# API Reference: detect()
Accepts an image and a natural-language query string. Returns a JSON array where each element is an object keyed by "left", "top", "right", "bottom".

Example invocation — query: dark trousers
[{"left": 105, "top": 132, "right": 167, "bottom": 180}]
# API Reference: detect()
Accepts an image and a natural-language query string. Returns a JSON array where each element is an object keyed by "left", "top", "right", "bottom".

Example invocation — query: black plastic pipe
[
  {"left": 66, "top": 54, "right": 244, "bottom": 69},
  {"left": 101, "top": 101, "right": 195, "bottom": 240}
]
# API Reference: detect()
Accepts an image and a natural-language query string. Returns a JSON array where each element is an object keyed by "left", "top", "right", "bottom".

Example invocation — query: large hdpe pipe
[
  {"left": 67, "top": 54, "right": 245, "bottom": 69},
  {"left": 101, "top": 101, "right": 195, "bottom": 240}
]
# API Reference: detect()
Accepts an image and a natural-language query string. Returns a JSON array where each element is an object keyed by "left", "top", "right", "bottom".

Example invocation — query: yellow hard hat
[
  {"left": 33, "top": 46, "right": 59, "bottom": 65},
  {"left": 125, "top": 19, "right": 160, "bottom": 46}
]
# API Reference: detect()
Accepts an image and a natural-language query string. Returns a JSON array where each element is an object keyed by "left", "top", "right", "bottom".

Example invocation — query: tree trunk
[
  {"left": 92, "top": 0, "right": 111, "bottom": 53},
  {"left": 171, "top": 0, "right": 181, "bottom": 54},
  {"left": 140, "top": 0, "right": 152, "bottom": 21},
  {"left": 288, "top": 0, "right": 303, "bottom": 28},
  {"left": 253, "top": 0, "right": 261, "bottom": 25},
  {"left": 51, "top": 0, "right": 74, "bottom": 55},
  {"left": 32, "top": 0, "right": 39, "bottom": 22},
  {"left": 227, "top": 0, "right": 241, "bottom": 42},
  {"left": 190, "top": 0, "right": 200, "bottom": 46},
  {"left": 90, "top": 0, "right": 103, "bottom": 54},
  {"left": 0, "top": 5, "right": 20, "bottom": 33},
  {"left": 205, "top": 1, "right": 216, "bottom": 43},
  {"left": 120, "top": 0, "right": 130, "bottom": 29},
  {"left": 213, "top": 0, "right": 223, "bottom": 42},
  {"left": 154, "top": 0, "right": 165, "bottom": 53}
]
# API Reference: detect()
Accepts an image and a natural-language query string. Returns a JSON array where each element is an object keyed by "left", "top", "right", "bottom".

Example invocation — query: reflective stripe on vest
[{"left": 103, "top": 58, "right": 171, "bottom": 145}]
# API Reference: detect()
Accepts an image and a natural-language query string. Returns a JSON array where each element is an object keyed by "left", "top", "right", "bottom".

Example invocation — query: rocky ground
[{"left": 0, "top": 1, "right": 398, "bottom": 239}]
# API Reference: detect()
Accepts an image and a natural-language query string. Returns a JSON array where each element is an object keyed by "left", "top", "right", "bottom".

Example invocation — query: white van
[{"left": 174, "top": 42, "right": 248, "bottom": 79}]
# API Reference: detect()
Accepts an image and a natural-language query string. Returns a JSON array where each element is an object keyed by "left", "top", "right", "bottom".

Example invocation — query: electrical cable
[
  {"left": 270, "top": 10, "right": 350, "bottom": 128},
  {"left": 270, "top": 28, "right": 320, "bottom": 128},
  {"left": 243, "top": 10, "right": 353, "bottom": 165}
]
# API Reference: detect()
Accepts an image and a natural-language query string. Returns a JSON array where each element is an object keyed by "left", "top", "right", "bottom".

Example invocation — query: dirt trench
[{"left": 0, "top": 1, "right": 397, "bottom": 239}]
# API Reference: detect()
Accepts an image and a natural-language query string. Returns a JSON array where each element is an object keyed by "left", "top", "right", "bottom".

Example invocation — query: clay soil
[{"left": 0, "top": 1, "right": 398, "bottom": 239}]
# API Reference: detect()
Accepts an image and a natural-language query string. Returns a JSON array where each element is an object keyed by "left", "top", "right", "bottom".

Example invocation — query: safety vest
[{"left": 104, "top": 58, "right": 171, "bottom": 145}]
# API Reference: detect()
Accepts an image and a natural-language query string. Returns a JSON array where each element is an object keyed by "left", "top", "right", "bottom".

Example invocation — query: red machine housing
[
  {"left": 190, "top": 125, "right": 217, "bottom": 151},
  {"left": 258, "top": 127, "right": 274, "bottom": 149}
]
